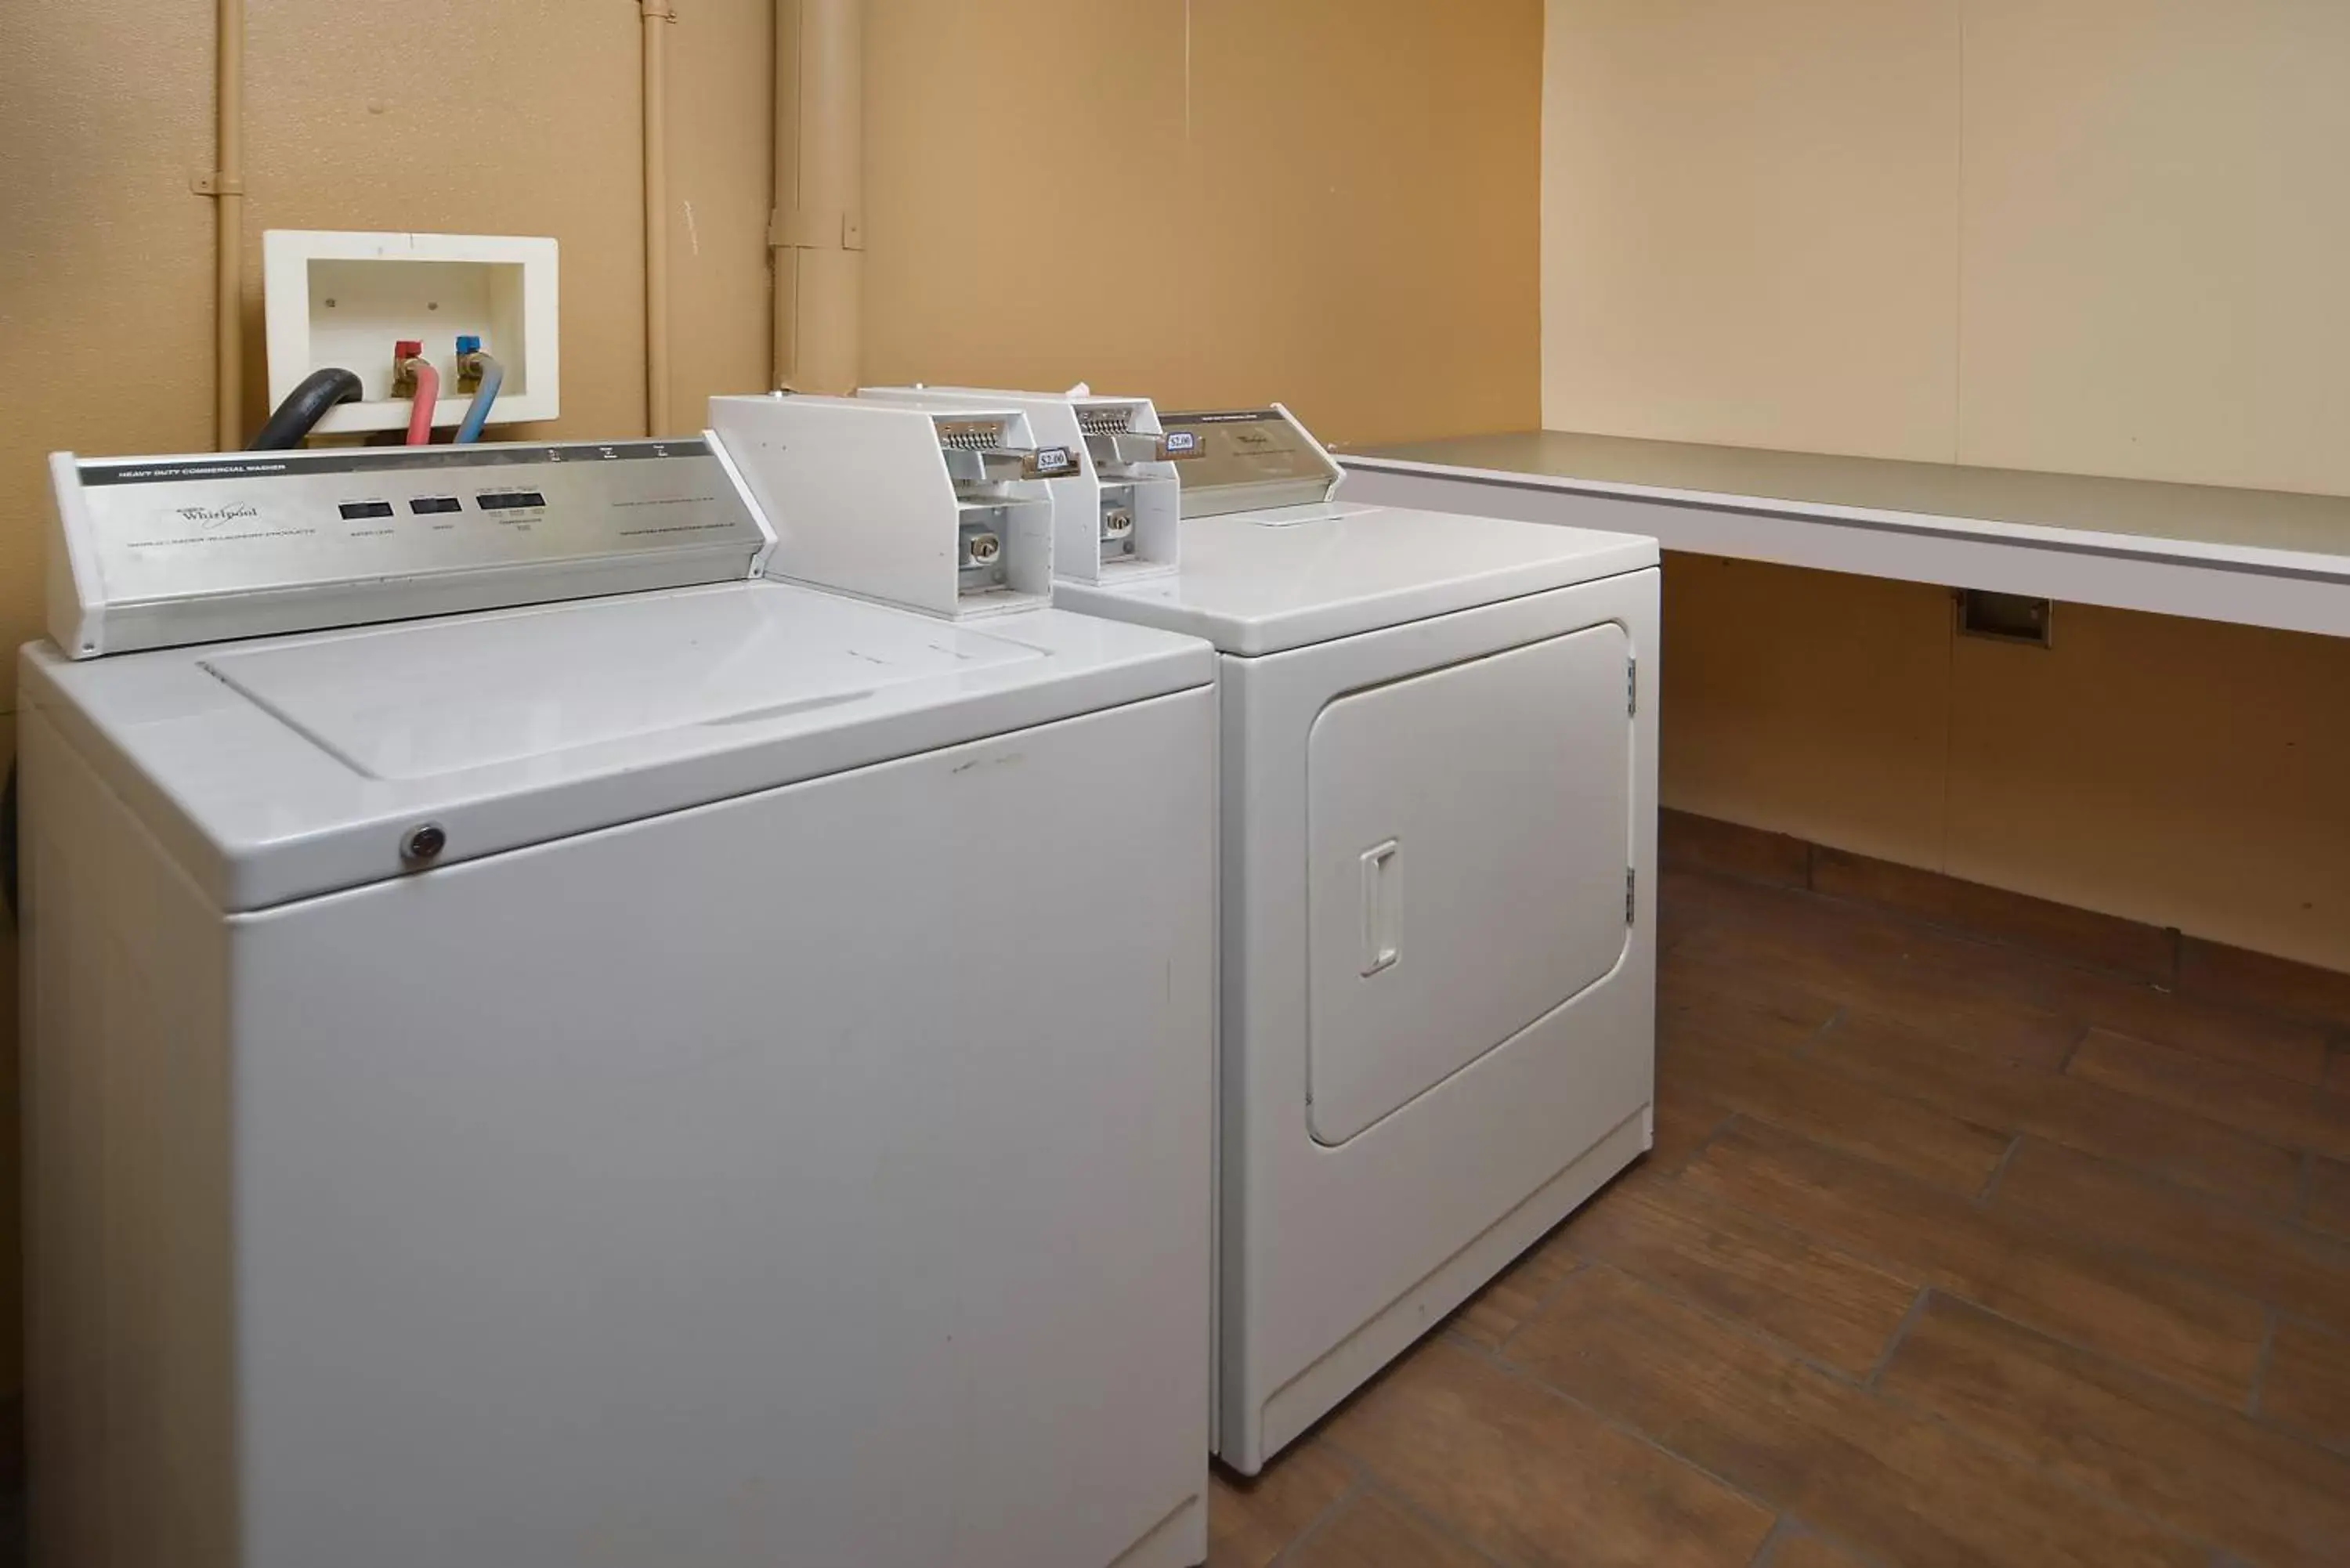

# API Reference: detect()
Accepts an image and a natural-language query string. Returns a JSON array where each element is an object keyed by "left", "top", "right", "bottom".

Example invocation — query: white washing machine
[
  {"left": 1053, "top": 406, "right": 1661, "bottom": 1471},
  {"left": 21, "top": 439, "right": 1216, "bottom": 1567}
]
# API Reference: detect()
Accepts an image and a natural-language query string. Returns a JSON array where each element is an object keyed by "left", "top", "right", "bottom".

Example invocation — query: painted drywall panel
[
  {"left": 863, "top": 0, "right": 1542, "bottom": 448},
  {"left": 1958, "top": 0, "right": 2350, "bottom": 495},
  {"left": 237, "top": 2, "right": 652, "bottom": 440},
  {"left": 1945, "top": 605, "right": 2350, "bottom": 973},
  {"left": 1668, "top": 559, "right": 2350, "bottom": 973},
  {"left": 0, "top": 0, "right": 219, "bottom": 668},
  {"left": 1658, "top": 554, "right": 1951, "bottom": 863},
  {"left": 861, "top": 0, "right": 1193, "bottom": 399},
  {"left": 1181, "top": 0, "right": 1542, "bottom": 445},
  {"left": 664, "top": 0, "right": 779, "bottom": 422},
  {"left": 1541, "top": 0, "right": 1961, "bottom": 461}
]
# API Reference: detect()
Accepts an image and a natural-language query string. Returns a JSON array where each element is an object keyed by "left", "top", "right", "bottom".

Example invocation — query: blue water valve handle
[{"left": 454, "top": 335, "right": 489, "bottom": 396}]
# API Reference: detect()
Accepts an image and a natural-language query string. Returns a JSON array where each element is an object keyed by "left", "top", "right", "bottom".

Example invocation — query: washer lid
[
  {"left": 201, "top": 585, "right": 1045, "bottom": 779},
  {"left": 20, "top": 581, "right": 1214, "bottom": 912},
  {"left": 1050, "top": 504, "right": 1657, "bottom": 655}
]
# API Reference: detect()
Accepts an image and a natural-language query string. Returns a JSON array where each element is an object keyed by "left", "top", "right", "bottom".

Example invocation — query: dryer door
[{"left": 1305, "top": 621, "right": 1632, "bottom": 1145}]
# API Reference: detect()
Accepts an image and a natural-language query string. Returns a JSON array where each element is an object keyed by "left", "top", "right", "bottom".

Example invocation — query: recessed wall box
[{"left": 262, "top": 230, "right": 560, "bottom": 437}]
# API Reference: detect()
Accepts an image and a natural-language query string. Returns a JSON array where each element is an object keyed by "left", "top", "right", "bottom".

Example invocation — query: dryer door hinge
[
  {"left": 1627, "top": 656, "right": 1638, "bottom": 716},
  {"left": 1625, "top": 866, "right": 1637, "bottom": 924}
]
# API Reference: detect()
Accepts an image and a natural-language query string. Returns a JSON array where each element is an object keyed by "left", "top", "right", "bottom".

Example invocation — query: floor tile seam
[
  {"left": 1671, "top": 1142, "right": 2282, "bottom": 1413},
  {"left": 1896, "top": 1291, "right": 2350, "bottom": 1477},
  {"left": 1965, "top": 1116, "right": 2312, "bottom": 1224},
  {"left": 1976, "top": 1133, "right": 2026, "bottom": 1203},
  {"left": 1506, "top": 1243, "right": 1894, "bottom": 1391},
  {"left": 2250, "top": 1309, "right": 2280, "bottom": 1418},
  {"left": 1491, "top": 1260, "right": 2223, "bottom": 1563},
  {"left": 1681, "top": 847, "right": 2313, "bottom": 1006},
  {"left": 1980, "top": 1166, "right": 2350, "bottom": 1342},
  {"left": 1744, "top": 1513, "right": 1798, "bottom": 1568},
  {"left": 1780, "top": 1518, "right": 1906, "bottom": 1568},
  {"left": 1866, "top": 1364, "right": 2240, "bottom": 1562},
  {"left": 1645, "top": 1104, "right": 1744, "bottom": 1180},
  {"left": 1258, "top": 1474, "right": 1366, "bottom": 1568},
  {"left": 1669, "top": 1091, "right": 2008, "bottom": 1200},
  {"left": 1863, "top": 1284, "right": 1936, "bottom": 1389},
  {"left": 2074, "top": 1023, "right": 2350, "bottom": 1109},
  {"left": 1786, "top": 1025, "right": 2186, "bottom": 1183},
  {"left": 1361, "top": 1481, "right": 1516, "bottom": 1568},
  {"left": 1792, "top": 884, "right": 2178, "bottom": 991},
  {"left": 1436, "top": 1311, "right": 1790, "bottom": 1523}
]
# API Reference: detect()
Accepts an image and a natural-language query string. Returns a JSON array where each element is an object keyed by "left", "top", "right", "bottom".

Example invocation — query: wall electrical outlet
[{"left": 1956, "top": 588, "right": 2054, "bottom": 647}]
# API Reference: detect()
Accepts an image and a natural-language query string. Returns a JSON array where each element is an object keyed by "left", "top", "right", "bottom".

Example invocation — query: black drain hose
[{"left": 250, "top": 367, "right": 363, "bottom": 450}]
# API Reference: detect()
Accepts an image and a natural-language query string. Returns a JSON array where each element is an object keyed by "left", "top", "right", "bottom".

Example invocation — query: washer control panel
[
  {"left": 1159, "top": 405, "right": 1343, "bottom": 518},
  {"left": 50, "top": 439, "right": 773, "bottom": 657}
]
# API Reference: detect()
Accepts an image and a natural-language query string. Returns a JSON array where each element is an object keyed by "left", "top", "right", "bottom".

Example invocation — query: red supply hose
[{"left": 403, "top": 357, "right": 440, "bottom": 446}]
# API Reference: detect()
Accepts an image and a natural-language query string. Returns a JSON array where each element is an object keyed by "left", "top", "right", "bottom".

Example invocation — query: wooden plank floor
[{"left": 1209, "top": 864, "right": 2350, "bottom": 1568}]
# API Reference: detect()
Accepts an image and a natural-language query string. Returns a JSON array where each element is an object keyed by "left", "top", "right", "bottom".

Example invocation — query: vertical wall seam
[
  {"left": 1950, "top": 0, "right": 1968, "bottom": 464},
  {"left": 212, "top": 0, "right": 246, "bottom": 450},
  {"left": 1939, "top": 1, "right": 1969, "bottom": 873},
  {"left": 642, "top": 0, "right": 675, "bottom": 435},
  {"left": 1182, "top": 0, "right": 1195, "bottom": 401}
]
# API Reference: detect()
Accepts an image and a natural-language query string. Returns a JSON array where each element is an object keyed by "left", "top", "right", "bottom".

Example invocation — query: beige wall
[
  {"left": 0, "top": 0, "right": 780, "bottom": 659},
  {"left": 1542, "top": 0, "right": 2350, "bottom": 486},
  {"left": 1661, "top": 558, "right": 2350, "bottom": 971},
  {"left": 1546, "top": 0, "right": 2350, "bottom": 971},
  {"left": 865, "top": 0, "right": 1541, "bottom": 444},
  {"left": 0, "top": 0, "right": 1542, "bottom": 1437}
]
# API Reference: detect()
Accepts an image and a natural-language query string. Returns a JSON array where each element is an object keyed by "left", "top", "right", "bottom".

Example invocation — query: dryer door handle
[{"left": 1360, "top": 839, "right": 1401, "bottom": 977}]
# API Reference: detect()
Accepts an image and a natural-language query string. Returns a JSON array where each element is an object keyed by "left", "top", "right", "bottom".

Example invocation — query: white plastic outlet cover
[{"left": 262, "top": 230, "right": 560, "bottom": 437}]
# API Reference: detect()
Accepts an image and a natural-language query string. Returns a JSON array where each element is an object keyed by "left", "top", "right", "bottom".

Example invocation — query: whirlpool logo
[{"left": 175, "top": 504, "right": 260, "bottom": 528}]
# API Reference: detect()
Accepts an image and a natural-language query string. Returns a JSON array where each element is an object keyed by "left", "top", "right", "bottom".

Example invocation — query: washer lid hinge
[
  {"left": 1627, "top": 655, "right": 1638, "bottom": 716},
  {"left": 1625, "top": 866, "right": 1636, "bottom": 924}
]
